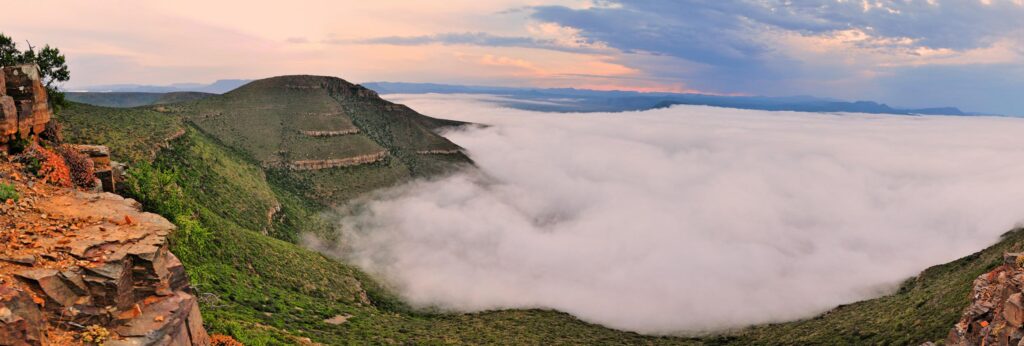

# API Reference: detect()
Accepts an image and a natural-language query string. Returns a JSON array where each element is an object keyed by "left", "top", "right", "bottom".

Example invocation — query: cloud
[
  {"left": 525, "top": 0, "right": 1024, "bottom": 113},
  {"left": 352, "top": 31, "right": 606, "bottom": 53},
  {"left": 531, "top": 0, "right": 1024, "bottom": 60},
  {"left": 307, "top": 94, "right": 1024, "bottom": 334}
]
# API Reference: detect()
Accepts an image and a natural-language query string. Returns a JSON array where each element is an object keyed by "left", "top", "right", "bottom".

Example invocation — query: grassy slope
[
  {"left": 57, "top": 102, "right": 185, "bottom": 163},
  {"left": 65, "top": 91, "right": 213, "bottom": 108},
  {"left": 54, "top": 77, "right": 1019, "bottom": 345},
  {"left": 155, "top": 92, "right": 214, "bottom": 105},
  {"left": 65, "top": 92, "right": 165, "bottom": 108}
]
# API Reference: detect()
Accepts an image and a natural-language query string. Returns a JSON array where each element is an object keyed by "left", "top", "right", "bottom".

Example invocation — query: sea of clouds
[{"left": 307, "top": 94, "right": 1024, "bottom": 334}]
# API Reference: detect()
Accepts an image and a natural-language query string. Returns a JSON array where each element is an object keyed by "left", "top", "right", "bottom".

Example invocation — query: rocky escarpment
[
  {"left": 285, "top": 151, "right": 388, "bottom": 171},
  {"left": 299, "top": 129, "right": 360, "bottom": 137},
  {"left": 0, "top": 159, "right": 209, "bottom": 345},
  {"left": 947, "top": 253, "right": 1024, "bottom": 345}
]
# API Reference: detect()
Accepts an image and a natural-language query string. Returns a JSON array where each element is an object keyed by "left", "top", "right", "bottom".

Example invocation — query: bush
[
  {"left": 22, "top": 143, "right": 71, "bottom": 187},
  {"left": 123, "top": 162, "right": 210, "bottom": 257},
  {"left": 0, "top": 183, "right": 17, "bottom": 202},
  {"left": 56, "top": 145, "right": 95, "bottom": 188},
  {"left": 7, "top": 137, "right": 31, "bottom": 155},
  {"left": 123, "top": 162, "right": 189, "bottom": 217}
]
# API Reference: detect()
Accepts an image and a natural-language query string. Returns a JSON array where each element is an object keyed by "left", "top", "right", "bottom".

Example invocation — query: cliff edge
[{"left": 0, "top": 158, "right": 209, "bottom": 345}]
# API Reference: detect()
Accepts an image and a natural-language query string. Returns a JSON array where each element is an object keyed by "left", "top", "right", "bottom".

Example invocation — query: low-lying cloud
[{"left": 308, "top": 94, "right": 1024, "bottom": 334}]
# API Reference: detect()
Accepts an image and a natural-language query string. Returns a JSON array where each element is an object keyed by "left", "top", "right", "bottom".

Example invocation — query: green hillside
[
  {"left": 66, "top": 91, "right": 213, "bottom": 108},
  {"left": 53, "top": 75, "right": 1016, "bottom": 345}
]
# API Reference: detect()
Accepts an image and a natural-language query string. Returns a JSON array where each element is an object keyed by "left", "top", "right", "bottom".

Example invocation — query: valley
[{"left": 51, "top": 75, "right": 1024, "bottom": 345}]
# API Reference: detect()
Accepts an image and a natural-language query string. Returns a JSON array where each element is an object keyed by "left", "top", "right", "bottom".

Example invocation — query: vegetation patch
[{"left": 0, "top": 182, "right": 18, "bottom": 202}]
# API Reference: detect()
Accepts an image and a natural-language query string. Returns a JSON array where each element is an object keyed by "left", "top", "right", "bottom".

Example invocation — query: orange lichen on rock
[{"left": 211, "top": 334, "right": 244, "bottom": 346}]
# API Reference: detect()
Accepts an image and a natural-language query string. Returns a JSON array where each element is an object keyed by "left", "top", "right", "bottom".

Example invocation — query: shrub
[
  {"left": 0, "top": 183, "right": 17, "bottom": 202},
  {"left": 7, "top": 137, "right": 31, "bottom": 155},
  {"left": 124, "top": 162, "right": 189, "bottom": 217},
  {"left": 22, "top": 144, "right": 71, "bottom": 187},
  {"left": 79, "top": 325, "right": 110, "bottom": 345},
  {"left": 56, "top": 145, "right": 95, "bottom": 188},
  {"left": 123, "top": 162, "right": 210, "bottom": 257}
]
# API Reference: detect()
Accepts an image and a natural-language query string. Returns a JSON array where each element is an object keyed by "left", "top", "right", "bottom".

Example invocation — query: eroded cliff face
[
  {"left": 947, "top": 253, "right": 1024, "bottom": 345},
  {"left": 0, "top": 159, "right": 209, "bottom": 345}
]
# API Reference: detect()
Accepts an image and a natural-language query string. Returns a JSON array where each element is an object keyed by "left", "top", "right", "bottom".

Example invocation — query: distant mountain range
[
  {"left": 364, "top": 82, "right": 983, "bottom": 116},
  {"left": 68, "top": 79, "right": 985, "bottom": 116}
]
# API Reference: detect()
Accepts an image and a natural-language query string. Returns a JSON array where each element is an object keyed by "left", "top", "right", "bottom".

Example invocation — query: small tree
[{"left": 0, "top": 33, "right": 70, "bottom": 109}]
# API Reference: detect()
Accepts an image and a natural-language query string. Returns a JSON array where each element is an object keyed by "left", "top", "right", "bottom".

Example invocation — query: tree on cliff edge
[{"left": 0, "top": 33, "right": 70, "bottom": 109}]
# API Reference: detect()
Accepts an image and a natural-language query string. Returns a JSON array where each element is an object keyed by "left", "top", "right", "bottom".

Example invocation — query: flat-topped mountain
[{"left": 168, "top": 75, "right": 470, "bottom": 204}]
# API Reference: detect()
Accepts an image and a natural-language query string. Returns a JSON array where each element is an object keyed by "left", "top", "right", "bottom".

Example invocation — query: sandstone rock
[
  {"left": 0, "top": 96, "right": 15, "bottom": 139},
  {"left": 14, "top": 269, "right": 84, "bottom": 309},
  {"left": 0, "top": 255, "right": 35, "bottom": 266},
  {"left": 1007, "top": 293, "right": 1024, "bottom": 328},
  {"left": 0, "top": 286, "right": 47, "bottom": 346},
  {"left": 1, "top": 64, "right": 51, "bottom": 140}
]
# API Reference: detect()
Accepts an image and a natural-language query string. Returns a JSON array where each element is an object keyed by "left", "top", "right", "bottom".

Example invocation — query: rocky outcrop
[
  {"left": 299, "top": 129, "right": 359, "bottom": 137},
  {"left": 66, "top": 144, "right": 118, "bottom": 192},
  {"left": 948, "top": 253, "right": 1024, "bottom": 345},
  {"left": 416, "top": 149, "right": 462, "bottom": 155},
  {"left": 1, "top": 64, "right": 51, "bottom": 144},
  {"left": 286, "top": 151, "right": 387, "bottom": 171},
  {"left": 0, "top": 161, "right": 209, "bottom": 345}
]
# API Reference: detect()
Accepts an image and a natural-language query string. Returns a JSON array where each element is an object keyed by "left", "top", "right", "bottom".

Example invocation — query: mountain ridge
[{"left": 365, "top": 81, "right": 982, "bottom": 116}]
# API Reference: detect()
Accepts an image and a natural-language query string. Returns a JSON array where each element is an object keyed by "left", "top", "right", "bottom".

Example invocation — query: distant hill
[
  {"left": 366, "top": 81, "right": 977, "bottom": 116},
  {"left": 73, "top": 79, "right": 250, "bottom": 94},
  {"left": 66, "top": 91, "right": 213, "bottom": 108},
  {"left": 165, "top": 75, "right": 469, "bottom": 204}
]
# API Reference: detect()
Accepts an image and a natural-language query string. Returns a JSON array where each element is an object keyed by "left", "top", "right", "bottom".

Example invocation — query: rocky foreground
[
  {"left": 0, "top": 158, "right": 209, "bottom": 345},
  {"left": 947, "top": 253, "right": 1024, "bottom": 345}
]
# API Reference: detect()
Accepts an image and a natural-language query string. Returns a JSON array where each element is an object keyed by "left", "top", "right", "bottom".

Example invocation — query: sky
[
  {"left": 3, "top": 0, "right": 1024, "bottom": 114},
  {"left": 309, "top": 94, "right": 1024, "bottom": 333}
]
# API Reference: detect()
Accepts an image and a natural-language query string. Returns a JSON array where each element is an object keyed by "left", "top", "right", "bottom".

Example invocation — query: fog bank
[{"left": 310, "top": 94, "right": 1024, "bottom": 334}]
